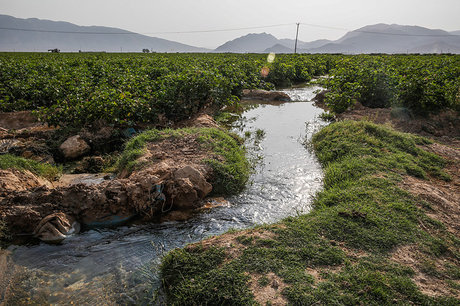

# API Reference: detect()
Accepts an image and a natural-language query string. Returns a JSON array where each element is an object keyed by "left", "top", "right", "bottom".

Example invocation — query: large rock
[
  {"left": 242, "top": 89, "right": 291, "bottom": 102},
  {"left": 33, "top": 212, "right": 80, "bottom": 244},
  {"left": 170, "top": 166, "right": 212, "bottom": 209},
  {"left": 59, "top": 135, "right": 90, "bottom": 159}
]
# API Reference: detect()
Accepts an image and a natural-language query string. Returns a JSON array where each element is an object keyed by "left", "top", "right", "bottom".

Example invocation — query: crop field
[{"left": 0, "top": 53, "right": 458, "bottom": 127}]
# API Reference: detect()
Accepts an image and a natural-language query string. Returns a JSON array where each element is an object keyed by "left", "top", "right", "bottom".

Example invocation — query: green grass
[
  {"left": 116, "top": 127, "right": 249, "bottom": 195},
  {"left": 0, "top": 154, "right": 60, "bottom": 180},
  {"left": 159, "top": 121, "right": 459, "bottom": 305}
]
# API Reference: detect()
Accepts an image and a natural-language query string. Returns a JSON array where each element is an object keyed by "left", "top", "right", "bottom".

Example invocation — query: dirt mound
[
  {"left": 394, "top": 142, "right": 460, "bottom": 297},
  {"left": 242, "top": 89, "right": 291, "bottom": 102},
  {"left": 0, "top": 169, "right": 53, "bottom": 195},
  {"left": 401, "top": 142, "right": 460, "bottom": 236},
  {"left": 1, "top": 132, "right": 216, "bottom": 240},
  {"left": 177, "top": 113, "right": 219, "bottom": 129},
  {"left": 0, "top": 111, "right": 42, "bottom": 130}
]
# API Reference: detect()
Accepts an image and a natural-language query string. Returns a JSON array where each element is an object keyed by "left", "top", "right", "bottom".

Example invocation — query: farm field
[{"left": 0, "top": 52, "right": 459, "bottom": 304}]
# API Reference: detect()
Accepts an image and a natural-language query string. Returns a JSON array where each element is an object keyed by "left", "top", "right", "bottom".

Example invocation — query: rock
[
  {"left": 242, "top": 89, "right": 291, "bottom": 102},
  {"left": 174, "top": 166, "right": 212, "bottom": 198},
  {"left": 59, "top": 135, "right": 90, "bottom": 160},
  {"left": 171, "top": 166, "right": 212, "bottom": 209},
  {"left": 33, "top": 212, "right": 80, "bottom": 244},
  {"left": 160, "top": 210, "right": 195, "bottom": 222}
]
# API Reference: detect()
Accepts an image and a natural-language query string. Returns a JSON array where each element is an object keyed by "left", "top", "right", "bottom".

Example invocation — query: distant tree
[
  {"left": 142, "top": 49, "right": 150, "bottom": 53},
  {"left": 48, "top": 48, "right": 60, "bottom": 53}
]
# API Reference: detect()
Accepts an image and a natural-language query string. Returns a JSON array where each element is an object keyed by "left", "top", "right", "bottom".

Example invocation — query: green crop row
[
  {"left": 0, "top": 53, "right": 458, "bottom": 127},
  {"left": 320, "top": 54, "right": 460, "bottom": 114},
  {"left": 0, "top": 53, "right": 331, "bottom": 127}
]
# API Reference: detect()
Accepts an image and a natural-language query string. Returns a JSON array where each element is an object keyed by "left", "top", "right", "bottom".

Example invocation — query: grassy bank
[
  {"left": 0, "top": 154, "right": 60, "bottom": 180},
  {"left": 116, "top": 127, "right": 249, "bottom": 195},
  {"left": 159, "top": 121, "right": 459, "bottom": 304}
]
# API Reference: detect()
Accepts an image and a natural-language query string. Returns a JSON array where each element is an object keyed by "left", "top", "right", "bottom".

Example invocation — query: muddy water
[{"left": 1, "top": 85, "right": 327, "bottom": 304}]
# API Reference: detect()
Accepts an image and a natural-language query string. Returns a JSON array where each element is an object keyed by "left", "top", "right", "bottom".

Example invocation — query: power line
[
  {"left": 0, "top": 23, "right": 294, "bottom": 35},
  {"left": 1, "top": 22, "right": 458, "bottom": 37}
]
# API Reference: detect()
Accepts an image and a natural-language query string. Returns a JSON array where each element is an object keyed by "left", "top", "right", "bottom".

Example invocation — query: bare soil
[
  {"left": 249, "top": 272, "right": 288, "bottom": 306},
  {"left": 391, "top": 244, "right": 460, "bottom": 298}
]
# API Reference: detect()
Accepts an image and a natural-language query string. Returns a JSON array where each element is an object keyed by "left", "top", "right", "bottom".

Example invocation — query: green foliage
[
  {"left": 1, "top": 53, "right": 458, "bottom": 124},
  {"left": 160, "top": 246, "right": 256, "bottom": 305},
  {"left": 0, "top": 154, "right": 60, "bottom": 180},
  {"left": 197, "top": 128, "right": 250, "bottom": 195},
  {"left": 0, "top": 53, "right": 337, "bottom": 128},
  {"left": 322, "top": 54, "right": 460, "bottom": 114}
]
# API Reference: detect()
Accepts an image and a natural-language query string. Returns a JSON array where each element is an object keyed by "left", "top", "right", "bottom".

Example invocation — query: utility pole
[{"left": 294, "top": 23, "right": 300, "bottom": 54}]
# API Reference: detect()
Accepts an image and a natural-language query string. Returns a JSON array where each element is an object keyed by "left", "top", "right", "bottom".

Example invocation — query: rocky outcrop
[
  {"left": 1, "top": 136, "right": 215, "bottom": 242},
  {"left": 59, "top": 135, "right": 90, "bottom": 160},
  {"left": 242, "top": 89, "right": 291, "bottom": 102},
  {"left": 312, "top": 89, "right": 330, "bottom": 105}
]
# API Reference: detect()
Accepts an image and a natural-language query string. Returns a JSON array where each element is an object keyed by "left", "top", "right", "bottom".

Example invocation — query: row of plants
[
  {"left": 0, "top": 53, "right": 331, "bottom": 127},
  {"left": 320, "top": 54, "right": 460, "bottom": 114},
  {"left": 1, "top": 53, "right": 458, "bottom": 127}
]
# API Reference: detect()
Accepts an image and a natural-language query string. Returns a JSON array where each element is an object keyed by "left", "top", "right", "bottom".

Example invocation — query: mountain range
[
  {"left": 217, "top": 25, "right": 460, "bottom": 54},
  {"left": 0, "top": 14, "right": 209, "bottom": 52},
  {"left": 1, "top": 14, "right": 459, "bottom": 54}
]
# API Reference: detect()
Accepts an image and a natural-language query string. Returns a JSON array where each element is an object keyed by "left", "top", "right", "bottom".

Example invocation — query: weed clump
[{"left": 0, "top": 154, "right": 60, "bottom": 180}]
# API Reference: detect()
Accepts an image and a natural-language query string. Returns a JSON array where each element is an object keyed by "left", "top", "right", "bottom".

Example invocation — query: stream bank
[
  {"left": 160, "top": 119, "right": 460, "bottom": 304},
  {"left": 0, "top": 85, "right": 327, "bottom": 304}
]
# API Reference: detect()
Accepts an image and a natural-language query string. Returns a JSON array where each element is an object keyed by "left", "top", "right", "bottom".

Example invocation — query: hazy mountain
[
  {"left": 309, "top": 24, "right": 460, "bottom": 54},
  {"left": 279, "top": 38, "right": 331, "bottom": 50},
  {"left": 264, "top": 43, "right": 293, "bottom": 53},
  {"left": 214, "top": 33, "right": 280, "bottom": 53},
  {"left": 215, "top": 24, "right": 460, "bottom": 54},
  {"left": 408, "top": 41, "right": 460, "bottom": 54},
  {"left": 214, "top": 33, "right": 331, "bottom": 53},
  {"left": 0, "top": 14, "right": 209, "bottom": 52}
]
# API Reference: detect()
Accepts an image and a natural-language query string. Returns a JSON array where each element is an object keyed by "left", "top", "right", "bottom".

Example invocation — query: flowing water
[{"left": 1, "top": 85, "right": 327, "bottom": 305}]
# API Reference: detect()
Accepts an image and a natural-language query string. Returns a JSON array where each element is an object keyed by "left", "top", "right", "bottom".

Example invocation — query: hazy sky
[{"left": 1, "top": 0, "right": 459, "bottom": 48}]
